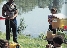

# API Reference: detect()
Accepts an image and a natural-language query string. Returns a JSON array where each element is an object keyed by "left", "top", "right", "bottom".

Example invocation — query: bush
[{"left": 57, "top": 31, "right": 65, "bottom": 38}]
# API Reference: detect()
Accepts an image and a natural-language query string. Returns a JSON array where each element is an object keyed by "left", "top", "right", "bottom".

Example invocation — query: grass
[
  {"left": 0, "top": 31, "right": 67, "bottom": 48},
  {"left": 0, "top": 32, "right": 48, "bottom": 48}
]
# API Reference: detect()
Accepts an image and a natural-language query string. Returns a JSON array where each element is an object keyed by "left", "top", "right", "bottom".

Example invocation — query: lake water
[{"left": 0, "top": 0, "right": 67, "bottom": 37}]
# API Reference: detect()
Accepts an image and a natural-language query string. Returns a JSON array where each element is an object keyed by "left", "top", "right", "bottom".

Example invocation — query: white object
[
  {"left": 52, "top": 19, "right": 57, "bottom": 22},
  {"left": 53, "top": 13, "right": 67, "bottom": 19}
]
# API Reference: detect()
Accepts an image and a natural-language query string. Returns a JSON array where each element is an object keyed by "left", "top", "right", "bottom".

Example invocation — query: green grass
[
  {"left": 0, "top": 32, "right": 67, "bottom": 48},
  {"left": 0, "top": 32, "right": 48, "bottom": 48}
]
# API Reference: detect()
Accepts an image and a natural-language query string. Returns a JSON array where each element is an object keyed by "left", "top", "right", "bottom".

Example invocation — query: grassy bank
[
  {"left": 0, "top": 32, "right": 66, "bottom": 48},
  {"left": 0, "top": 32, "right": 48, "bottom": 48}
]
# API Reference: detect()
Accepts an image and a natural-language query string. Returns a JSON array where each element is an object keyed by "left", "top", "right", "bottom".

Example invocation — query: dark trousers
[
  {"left": 5, "top": 19, "right": 17, "bottom": 43},
  {"left": 49, "top": 25, "right": 56, "bottom": 34}
]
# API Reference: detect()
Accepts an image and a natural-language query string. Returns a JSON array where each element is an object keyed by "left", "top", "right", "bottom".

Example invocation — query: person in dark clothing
[
  {"left": 53, "top": 35, "right": 63, "bottom": 48},
  {"left": 46, "top": 35, "right": 63, "bottom": 48},
  {"left": 2, "top": 0, "right": 18, "bottom": 43}
]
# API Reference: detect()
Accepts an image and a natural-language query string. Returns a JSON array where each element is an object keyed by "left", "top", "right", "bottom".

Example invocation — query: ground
[{"left": 0, "top": 32, "right": 66, "bottom": 48}]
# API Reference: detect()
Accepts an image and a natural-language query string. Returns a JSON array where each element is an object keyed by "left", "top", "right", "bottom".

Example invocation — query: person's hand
[
  {"left": 9, "top": 16, "right": 15, "bottom": 19},
  {"left": 6, "top": 16, "right": 9, "bottom": 19},
  {"left": 46, "top": 44, "right": 54, "bottom": 48},
  {"left": 46, "top": 44, "right": 50, "bottom": 48}
]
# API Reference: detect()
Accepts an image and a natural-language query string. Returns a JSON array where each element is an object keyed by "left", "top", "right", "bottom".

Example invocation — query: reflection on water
[
  {"left": 0, "top": 0, "right": 66, "bottom": 37},
  {"left": 14, "top": 0, "right": 63, "bottom": 14},
  {"left": 0, "top": 0, "right": 63, "bottom": 13}
]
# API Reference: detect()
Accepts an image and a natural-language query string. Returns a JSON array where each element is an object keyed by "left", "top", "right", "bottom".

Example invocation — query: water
[{"left": 0, "top": 0, "right": 67, "bottom": 37}]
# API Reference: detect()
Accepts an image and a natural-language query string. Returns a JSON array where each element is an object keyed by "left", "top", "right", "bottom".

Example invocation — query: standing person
[
  {"left": 47, "top": 8, "right": 57, "bottom": 45},
  {"left": 48, "top": 8, "right": 57, "bottom": 34},
  {"left": 2, "top": 0, "right": 18, "bottom": 43}
]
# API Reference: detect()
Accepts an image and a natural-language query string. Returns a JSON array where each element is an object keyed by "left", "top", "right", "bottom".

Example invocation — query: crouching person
[
  {"left": 46, "top": 35, "right": 63, "bottom": 48},
  {"left": 53, "top": 35, "right": 63, "bottom": 48}
]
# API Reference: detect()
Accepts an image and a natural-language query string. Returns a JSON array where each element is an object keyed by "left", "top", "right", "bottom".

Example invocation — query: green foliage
[
  {"left": 38, "top": 33, "right": 46, "bottom": 40},
  {"left": 0, "top": 0, "right": 2, "bottom": 3},
  {"left": 0, "top": 32, "right": 47, "bottom": 48},
  {"left": 1, "top": 0, "right": 63, "bottom": 14},
  {"left": 14, "top": 0, "right": 63, "bottom": 13},
  {"left": 15, "top": 0, "right": 50, "bottom": 13},
  {"left": 64, "top": 33, "right": 67, "bottom": 39},
  {"left": 57, "top": 31, "right": 65, "bottom": 35},
  {"left": 0, "top": 32, "right": 67, "bottom": 48},
  {"left": 0, "top": 31, "right": 2, "bottom": 35},
  {"left": 18, "top": 35, "right": 47, "bottom": 48},
  {"left": 57, "top": 31, "right": 65, "bottom": 38},
  {"left": 17, "top": 18, "right": 27, "bottom": 34}
]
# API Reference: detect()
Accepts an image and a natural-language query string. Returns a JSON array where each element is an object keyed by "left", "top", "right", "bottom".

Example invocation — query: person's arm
[
  {"left": 2, "top": 5, "right": 9, "bottom": 19},
  {"left": 14, "top": 10, "right": 18, "bottom": 18},
  {"left": 2, "top": 5, "right": 6, "bottom": 17},
  {"left": 48, "top": 15, "right": 50, "bottom": 22}
]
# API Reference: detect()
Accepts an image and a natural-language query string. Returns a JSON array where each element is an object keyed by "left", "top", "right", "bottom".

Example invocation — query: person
[
  {"left": 47, "top": 8, "right": 57, "bottom": 45},
  {"left": 0, "top": 39, "right": 9, "bottom": 48},
  {"left": 2, "top": 0, "right": 18, "bottom": 43},
  {"left": 53, "top": 35, "right": 63, "bottom": 48},
  {"left": 46, "top": 35, "right": 63, "bottom": 48},
  {"left": 48, "top": 8, "right": 57, "bottom": 34}
]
